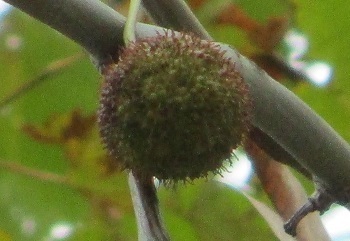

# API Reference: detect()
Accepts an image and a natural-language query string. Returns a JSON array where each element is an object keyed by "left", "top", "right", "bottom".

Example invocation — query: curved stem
[
  {"left": 4, "top": 0, "right": 126, "bottom": 62},
  {"left": 0, "top": 53, "right": 83, "bottom": 109},
  {"left": 0, "top": 160, "right": 68, "bottom": 185},
  {"left": 128, "top": 172, "right": 170, "bottom": 241},
  {"left": 124, "top": 0, "right": 141, "bottom": 44}
]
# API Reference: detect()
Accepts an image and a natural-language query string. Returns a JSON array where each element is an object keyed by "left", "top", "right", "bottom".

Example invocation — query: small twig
[
  {"left": 253, "top": 52, "right": 309, "bottom": 81},
  {"left": 0, "top": 160, "right": 69, "bottom": 185},
  {"left": 284, "top": 201, "right": 316, "bottom": 237},
  {"left": 246, "top": 139, "right": 331, "bottom": 240},
  {"left": 284, "top": 179, "right": 350, "bottom": 237},
  {"left": 0, "top": 159, "right": 115, "bottom": 196},
  {"left": 124, "top": 0, "right": 141, "bottom": 43},
  {"left": 128, "top": 171, "right": 170, "bottom": 241},
  {"left": 0, "top": 53, "right": 83, "bottom": 109},
  {"left": 271, "top": 52, "right": 309, "bottom": 80},
  {"left": 284, "top": 190, "right": 335, "bottom": 236}
]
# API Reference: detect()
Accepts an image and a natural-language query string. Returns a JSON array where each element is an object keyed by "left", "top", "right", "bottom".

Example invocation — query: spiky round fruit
[{"left": 98, "top": 32, "right": 250, "bottom": 183}]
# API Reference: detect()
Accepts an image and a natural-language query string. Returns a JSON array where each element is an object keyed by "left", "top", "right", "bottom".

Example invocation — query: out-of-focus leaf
[
  {"left": 0, "top": 173, "right": 88, "bottom": 241},
  {"left": 68, "top": 216, "right": 128, "bottom": 241},
  {"left": 0, "top": 11, "right": 100, "bottom": 169},
  {"left": 243, "top": 193, "right": 295, "bottom": 241},
  {"left": 0, "top": 10, "right": 103, "bottom": 240},
  {"left": 21, "top": 109, "right": 136, "bottom": 239},
  {"left": 0, "top": 229, "right": 12, "bottom": 241},
  {"left": 192, "top": 0, "right": 296, "bottom": 82},
  {"left": 162, "top": 210, "right": 199, "bottom": 241},
  {"left": 216, "top": 4, "right": 290, "bottom": 52},
  {"left": 295, "top": 0, "right": 350, "bottom": 141},
  {"left": 234, "top": 0, "right": 293, "bottom": 23},
  {"left": 159, "top": 180, "right": 277, "bottom": 241},
  {"left": 186, "top": 0, "right": 206, "bottom": 9},
  {"left": 22, "top": 109, "right": 96, "bottom": 144},
  {"left": 117, "top": 213, "right": 138, "bottom": 241},
  {"left": 22, "top": 109, "right": 130, "bottom": 204}
]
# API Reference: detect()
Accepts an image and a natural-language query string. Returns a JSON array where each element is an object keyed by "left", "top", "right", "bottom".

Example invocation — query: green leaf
[
  {"left": 0, "top": 174, "right": 88, "bottom": 241},
  {"left": 159, "top": 181, "right": 277, "bottom": 241},
  {"left": 0, "top": 10, "right": 101, "bottom": 240},
  {"left": 295, "top": 0, "right": 350, "bottom": 141}
]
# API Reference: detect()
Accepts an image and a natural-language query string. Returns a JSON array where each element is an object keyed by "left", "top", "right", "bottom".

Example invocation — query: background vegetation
[{"left": 0, "top": 0, "right": 349, "bottom": 240}]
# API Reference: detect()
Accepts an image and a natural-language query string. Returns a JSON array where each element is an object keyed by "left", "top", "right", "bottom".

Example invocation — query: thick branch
[
  {"left": 4, "top": 0, "right": 125, "bottom": 62},
  {"left": 5, "top": 0, "right": 350, "bottom": 197},
  {"left": 224, "top": 45, "right": 350, "bottom": 189}
]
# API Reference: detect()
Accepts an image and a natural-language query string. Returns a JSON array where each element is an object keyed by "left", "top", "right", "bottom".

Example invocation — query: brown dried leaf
[
  {"left": 250, "top": 16, "right": 290, "bottom": 52},
  {"left": 216, "top": 4, "right": 258, "bottom": 32},
  {"left": 61, "top": 109, "right": 96, "bottom": 141},
  {"left": 22, "top": 109, "right": 120, "bottom": 174},
  {"left": 216, "top": 4, "right": 289, "bottom": 52},
  {"left": 22, "top": 109, "right": 96, "bottom": 144},
  {"left": 187, "top": 0, "right": 207, "bottom": 9}
]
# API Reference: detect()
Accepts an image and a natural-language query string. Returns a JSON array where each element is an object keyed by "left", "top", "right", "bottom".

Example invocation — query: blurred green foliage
[{"left": 0, "top": 0, "right": 349, "bottom": 240}]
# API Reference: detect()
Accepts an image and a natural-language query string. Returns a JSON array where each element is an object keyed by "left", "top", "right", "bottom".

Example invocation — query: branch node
[{"left": 284, "top": 181, "right": 348, "bottom": 236}]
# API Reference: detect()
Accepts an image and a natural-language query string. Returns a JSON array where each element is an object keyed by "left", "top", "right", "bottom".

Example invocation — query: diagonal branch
[
  {"left": 3, "top": 0, "right": 126, "bottom": 62},
  {"left": 0, "top": 159, "right": 68, "bottom": 185},
  {"left": 0, "top": 53, "right": 83, "bottom": 109}
]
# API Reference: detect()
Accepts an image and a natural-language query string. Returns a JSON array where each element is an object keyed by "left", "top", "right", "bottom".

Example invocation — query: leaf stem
[
  {"left": 124, "top": 0, "right": 141, "bottom": 44},
  {"left": 3, "top": 0, "right": 126, "bottom": 62},
  {"left": 0, "top": 53, "right": 83, "bottom": 109},
  {"left": 128, "top": 171, "right": 170, "bottom": 241},
  {"left": 0, "top": 160, "right": 69, "bottom": 185}
]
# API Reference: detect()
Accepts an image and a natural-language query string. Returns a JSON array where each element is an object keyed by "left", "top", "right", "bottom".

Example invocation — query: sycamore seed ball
[{"left": 98, "top": 32, "right": 250, "bottom": 184}]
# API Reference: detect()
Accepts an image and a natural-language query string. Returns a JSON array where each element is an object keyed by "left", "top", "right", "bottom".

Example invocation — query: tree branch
[
  {"left": 229, "top": 44, "right": 350, "bottom": 189},
  {"left": 5, "top": 0, "right": 350, "bottom": 205},
  {"left": 4, "top": 0, "right": 126, "bottom": 62}
]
